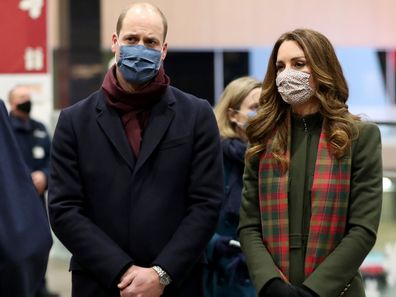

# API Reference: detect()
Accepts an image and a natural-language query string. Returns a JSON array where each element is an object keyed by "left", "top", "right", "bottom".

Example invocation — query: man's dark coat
[{"left": 48, "top": 87, "right": 224, "bottom": 296}]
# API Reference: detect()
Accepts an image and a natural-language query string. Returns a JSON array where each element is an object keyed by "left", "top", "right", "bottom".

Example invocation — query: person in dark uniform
[{"left": 8, "top": 85, "right": 59, "bottom": 297}]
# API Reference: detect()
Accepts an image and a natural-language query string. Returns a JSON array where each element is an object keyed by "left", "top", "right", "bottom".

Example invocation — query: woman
[
  {"left": 205, "top": 77, "right": 261, "bottom": 297},
  {"left": 238, "top": 29, "right": 382, "bottom": 297}
]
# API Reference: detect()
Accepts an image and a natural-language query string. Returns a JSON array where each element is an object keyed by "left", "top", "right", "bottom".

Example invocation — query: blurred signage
[{"left": 0, "top": 0, "right": 47, "bottom": 73}]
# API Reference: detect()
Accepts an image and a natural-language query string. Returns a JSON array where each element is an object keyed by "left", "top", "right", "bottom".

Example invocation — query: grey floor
[
  {"left": 46, "top": 237, "right": 71, "bottom": 297},
  {"left": 47, "top": 257, "right": 71, "bottom": 297}
]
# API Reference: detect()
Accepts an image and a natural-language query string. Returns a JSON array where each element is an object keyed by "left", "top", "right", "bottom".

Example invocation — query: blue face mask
[
  {"left": 242, "top": 110, "right": 257, "bottom": 129},
  {"left": 232, "top": 109, "right": 257, "bottom": 130},
  {"left": 117, "top": 44, "right": 162, "bottom": 85},
  {"left": 246, "top": 110, "right": 257, "bottom": 118}
]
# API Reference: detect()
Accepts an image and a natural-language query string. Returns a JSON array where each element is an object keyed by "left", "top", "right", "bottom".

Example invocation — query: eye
[
  {"left": 145, "top": 38, "right": 159, "bottom": 48},
  {"left": 294, "top": 60, "right": 307, "bottom": 69},
  {"left": 250, "top": 103, "right": 259, "bottom": 110},
  {"left": 125, "top": 36, "right": 138, "bottom": 44},
  {"left": 275, "top": 63, "right": 285, "bottom": 72}
]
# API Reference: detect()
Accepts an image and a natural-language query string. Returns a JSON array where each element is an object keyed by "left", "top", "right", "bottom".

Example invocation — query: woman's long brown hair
[{"left": 246, "top": 29, "right": 360, "bottom": 168}]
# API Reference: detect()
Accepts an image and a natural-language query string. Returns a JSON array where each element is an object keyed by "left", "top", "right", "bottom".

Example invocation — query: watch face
[
  {"left": 160, "top": 274, "right": 171, "bottom": 285},
  {"left": 153, "top": 266, "right": 172, "bottom": 285}
]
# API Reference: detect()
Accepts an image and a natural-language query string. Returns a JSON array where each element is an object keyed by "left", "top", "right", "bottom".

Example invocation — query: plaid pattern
[
  {"left": 305, "top": 132, "right": 351, "bottom": 275},
  {"left": 258, "top": 130, "right": 291, "bottom": 277},
  {"left": 258, "top": 124, "right": 351, "bottom": 279}
]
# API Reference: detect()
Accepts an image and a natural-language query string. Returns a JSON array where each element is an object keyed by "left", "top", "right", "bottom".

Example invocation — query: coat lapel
[
  {"left": 134, "top": 89, "right": 175, "bottom": 174},
  {"left": 96, "top": 92, "right": 135, "bottom": 170}
]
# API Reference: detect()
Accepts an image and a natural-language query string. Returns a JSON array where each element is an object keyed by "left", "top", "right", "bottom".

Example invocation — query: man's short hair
[{"left": 116, "top": 3, "right": 168, "bottom": 42}]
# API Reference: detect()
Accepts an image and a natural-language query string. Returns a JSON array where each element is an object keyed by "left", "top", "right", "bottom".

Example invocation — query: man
[
  {"left": 0, "top": 99, "right": 52, "bottom": 296},
  {"left": 8, "top": 85, "right": 51, "bottom": 200},
  {"left": 8, "top": 85, "right": 59, "bottom": 297},
  {"left": 48, "top": 2, "right": 224, "bottom": 297}
]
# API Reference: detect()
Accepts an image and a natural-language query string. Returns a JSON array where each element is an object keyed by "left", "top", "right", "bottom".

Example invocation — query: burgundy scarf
[{"left": 102, "top": 65, "right": 170, "bottom": 156}]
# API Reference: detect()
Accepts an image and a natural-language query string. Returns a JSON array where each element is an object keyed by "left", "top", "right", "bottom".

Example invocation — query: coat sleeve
[
  {"left": 0, "top": 100, "right": 52, "bottom": 296},
  {"left": 238, "top": 155, "right": 281, "bottom": 294},
  {"left": 48, "top": 109, "right": 133, "bottom": 289},
  {"left": 303, "top": 122, "right": 383, "bottom": 297},
  {"left": 37, "top": 122, "right": 51, "bottom": 178},
  {"left": 152, "top": 99, "right": 224, "bottom": 285}
]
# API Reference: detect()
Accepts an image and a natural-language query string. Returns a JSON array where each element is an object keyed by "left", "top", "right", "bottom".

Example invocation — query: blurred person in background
[
  {"left": 8, "top": 85, "right": 51, "bottom": 200},
  {"left": 48, "top": 2, "right": 223, "bottom": 297},
  {"left": 0, "top": 98, "right": 52, "bottom": 297},
  {"left": 238, "top": 28, "right": 382, "bottom": 297},
  {"left": 205, "top": 77, "right": 261, "bottom": 297},
  {"left": 8, "top": 85, "right": 58, "bottom": 297}
]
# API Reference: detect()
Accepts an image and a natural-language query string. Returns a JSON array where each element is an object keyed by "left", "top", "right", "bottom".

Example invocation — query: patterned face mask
[{"left": 276, "top": 68, "right": 314, "bottom": 105}]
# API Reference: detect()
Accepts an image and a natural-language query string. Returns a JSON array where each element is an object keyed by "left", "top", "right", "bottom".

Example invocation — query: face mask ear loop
[
  {"left": 231, "top": 108, "right": 256, "bottom": 118},
  {"left": 114, "top": 36, "right": 121, "bottom": 64}
]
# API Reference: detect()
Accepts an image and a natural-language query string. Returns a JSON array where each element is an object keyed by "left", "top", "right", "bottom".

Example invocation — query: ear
[
  {"left": 227, "top": 108, "right": 238, "bottom": 124},
  {"left": 161, "top": 42, "right": 168, "bottom": 61},
  {"left": 111, "top": 33, "right": 118, "bottom": 53}
]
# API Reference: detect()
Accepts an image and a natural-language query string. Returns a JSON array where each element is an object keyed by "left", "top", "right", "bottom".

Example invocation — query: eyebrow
[
  {"left": 122, "top": 33, "right": 139, "bottom": 38},
  {"left": 144, "top": 36, "right": 160, "bottom": 42},
  {"left": 276, "top": 56, "right": 306, "bottom": 63}
]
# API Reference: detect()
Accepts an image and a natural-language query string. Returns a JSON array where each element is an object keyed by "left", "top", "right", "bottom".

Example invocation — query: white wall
[{"left": 100, "top": 0, "right": 396, "bottom": 49}]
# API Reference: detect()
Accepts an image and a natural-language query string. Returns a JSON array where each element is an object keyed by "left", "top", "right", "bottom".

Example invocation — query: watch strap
[{"left": 152, "top": 265, "right": 172, "bottom": 285}]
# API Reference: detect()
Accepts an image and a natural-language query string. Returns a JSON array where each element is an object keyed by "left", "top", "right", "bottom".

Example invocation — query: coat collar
[
  {"left": 96, "top": 90, "right": 135, "bottom": 170},
  {"left": 95, "top": 88, "right": 176, "bottom": 173}
]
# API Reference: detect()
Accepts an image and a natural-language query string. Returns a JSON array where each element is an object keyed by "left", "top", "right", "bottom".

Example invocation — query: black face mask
[{"left": 16, "top": 100, "right": 32, "bottom": 114}]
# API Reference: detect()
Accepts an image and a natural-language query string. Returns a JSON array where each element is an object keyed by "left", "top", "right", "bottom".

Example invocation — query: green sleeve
[
  {"left": 304, "top": 122, "right": 383, "bottom": 297},
  {"left": 238, "top": 156, "right": 281, "bottom": 293}
]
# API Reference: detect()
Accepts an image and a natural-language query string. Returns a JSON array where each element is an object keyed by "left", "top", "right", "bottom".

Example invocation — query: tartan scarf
[{"left": 258, "top": 117, "right": 351, "bottom": 279}]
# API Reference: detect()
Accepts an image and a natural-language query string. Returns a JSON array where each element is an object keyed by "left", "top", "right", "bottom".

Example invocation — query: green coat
[{"left": 238, "top": 114, "right": 382, "bottom": 297}]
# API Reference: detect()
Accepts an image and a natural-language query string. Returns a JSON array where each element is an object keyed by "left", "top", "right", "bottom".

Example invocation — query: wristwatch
[{"left": 152, "top": 265, "right": 172, "bottom": 286}]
